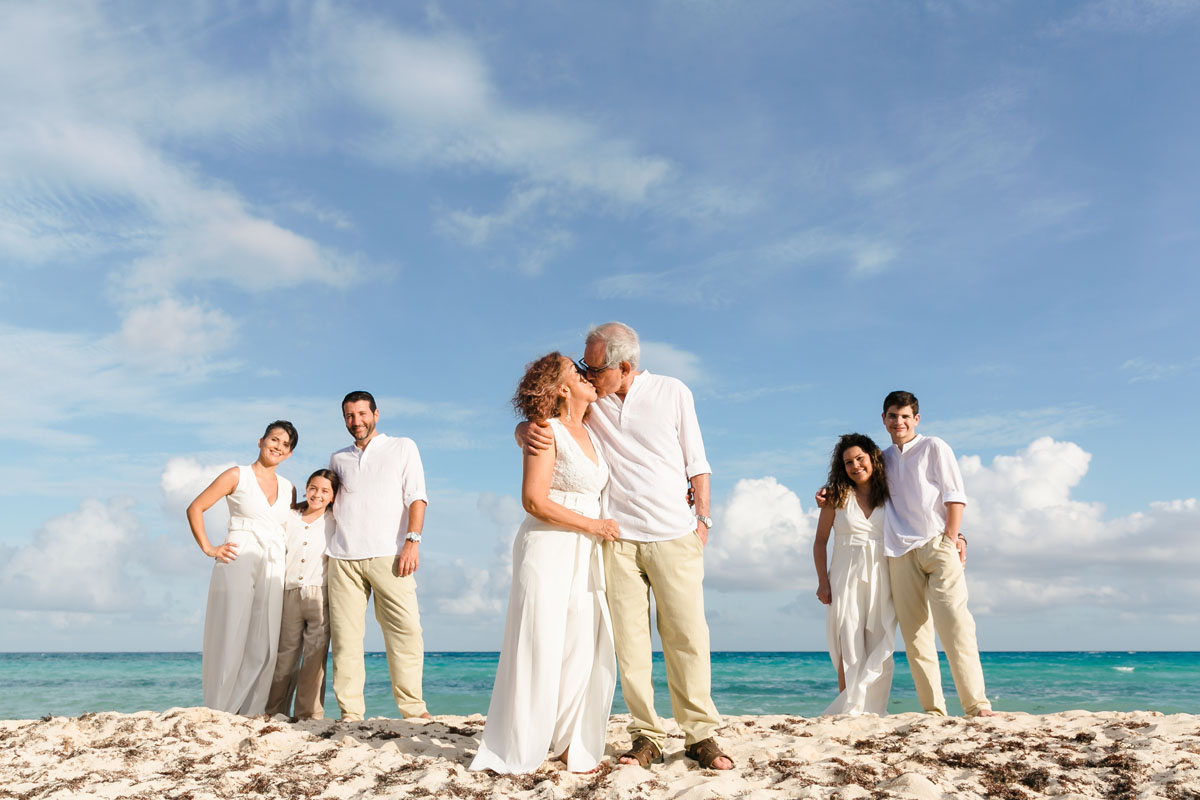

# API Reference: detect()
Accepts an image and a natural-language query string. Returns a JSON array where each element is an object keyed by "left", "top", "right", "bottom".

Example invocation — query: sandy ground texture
[{"left": 2, "top": 708, "right": 1199, "bottom": 799}]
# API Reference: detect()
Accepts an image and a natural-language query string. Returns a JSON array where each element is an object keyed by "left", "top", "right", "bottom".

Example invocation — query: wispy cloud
[
  {"left": 1044, "top": 0, "right": 1200, "bottom": 36},
  {"left": 591, "top": 227, "right": 900, "bottom": 305},
  {"left": 1121, "top": 356, "right": 1199, "bottom": 383},
  {"left": 925, "top": 404, "right": 1115, "bottom": 449}
]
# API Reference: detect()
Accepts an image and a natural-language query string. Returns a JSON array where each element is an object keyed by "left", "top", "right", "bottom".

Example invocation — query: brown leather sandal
[
  {"left": 684, "top": 737, "right": 734, "bottom": 769},
  {"left": 619, "top": 736, "right": 663, "bottom": 767}
]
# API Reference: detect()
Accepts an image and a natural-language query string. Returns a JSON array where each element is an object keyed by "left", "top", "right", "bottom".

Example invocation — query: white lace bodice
[{"left": 548, "top": 417, "right": 609, "bottom": 499}]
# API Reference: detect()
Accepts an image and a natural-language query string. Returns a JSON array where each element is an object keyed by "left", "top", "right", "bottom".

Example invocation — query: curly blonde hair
[{"left": 513, "top": 352, "right": 572, "bottom": 421}]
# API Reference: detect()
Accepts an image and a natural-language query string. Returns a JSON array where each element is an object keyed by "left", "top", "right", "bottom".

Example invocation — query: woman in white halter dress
[
  {"left": 471, "top": 353, "right": 619, "bottom": 774},
  {"left": 186, "top": 421, "right": 297, "bottom": 715},
  {"left": 813, "top": 433, "right": 897, "bottom": 716}
]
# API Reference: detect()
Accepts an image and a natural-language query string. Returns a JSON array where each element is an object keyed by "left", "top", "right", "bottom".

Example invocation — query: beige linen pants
[
  {"left": 603, "top": 534, "right": 721, "bottom": 749},
  {"left": 328, "top": 556, "right": 427, "bottom": 719},
  {"left": 888, "top": 534, "right": 991, "bottom": 716},
  {"left": 265, "top": 585, "right": 330, "bottom": 719}
]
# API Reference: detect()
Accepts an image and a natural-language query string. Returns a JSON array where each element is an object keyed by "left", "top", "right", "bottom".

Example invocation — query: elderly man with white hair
[{"left": 521, "top": 321, "right": 731, "bottom": 770}]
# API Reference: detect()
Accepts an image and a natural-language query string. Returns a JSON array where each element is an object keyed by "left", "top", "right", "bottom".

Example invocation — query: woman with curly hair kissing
[
  {"left": 471, "top": 353, "right": 619, "bottom": 774},
  {"left": 812, "top": 432, "right": 897, "bottom": 716}
]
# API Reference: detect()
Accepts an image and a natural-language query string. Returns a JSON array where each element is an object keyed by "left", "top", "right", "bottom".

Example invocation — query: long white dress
[
  {"left": 201, "top": 465, "right": 293, "bottom": 715},
  {"left": 824, "top": 493, "right": 897, "bottom": 716},
  {"left": 471, "top": 418, "right": 617, "bottom": 774}
]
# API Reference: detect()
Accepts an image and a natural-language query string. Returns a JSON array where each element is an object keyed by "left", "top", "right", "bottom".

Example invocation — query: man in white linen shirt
[
  {"left": 522, "top": 322, "right": 732, "bottom": 770},
  {"left": 881, "top": 390, "right": 994, "bottom": 717},
  {"left": 327, "top": 390, "right": 431, "bottom": 721}
]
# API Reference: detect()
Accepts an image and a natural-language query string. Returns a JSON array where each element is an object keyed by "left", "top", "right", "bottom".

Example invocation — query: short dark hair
[
  {"left": 342, "top": 390, "right": 377, "bottom": 412},
  {"left": 883, "top": 390, "right": 919, "bottom": 415},
  {"left": 262, "top": 420, "right": 299, "bottom": 451}
]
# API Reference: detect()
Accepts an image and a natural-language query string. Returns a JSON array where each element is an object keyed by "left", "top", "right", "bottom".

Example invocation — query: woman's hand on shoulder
[{"left": 589, "top": 518, "right": 620, "bottom": 542}]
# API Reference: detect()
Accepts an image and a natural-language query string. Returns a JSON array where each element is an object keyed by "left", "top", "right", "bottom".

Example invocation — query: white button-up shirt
[
  {"left": 586, "top": 371, "right": 711, "bottom": 543},
  {"left": 284, "top": 510, "right": 333, "bottom": 589},
  {"left": 883, "top": 433, "right": 968, "bottom": 557},
  {"left": 327, "top": 434, "right": 428, "bottom": 560}
]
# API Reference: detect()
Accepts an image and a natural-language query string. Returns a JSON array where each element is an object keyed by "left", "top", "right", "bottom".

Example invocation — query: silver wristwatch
[
  {"left": 696, "top": 514, "right": 714, "bottom": 531},
  {"left": 405, "top": 532, "right": 422, "bottom": 543}
]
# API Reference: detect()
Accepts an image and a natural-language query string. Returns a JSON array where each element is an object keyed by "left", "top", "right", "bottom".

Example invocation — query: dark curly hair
[
  {"left": 824, "top": 433, "right": 889, "bottom": 512},
  {"left": 513, "top": 352, "right": 573, "bottom": 421}
]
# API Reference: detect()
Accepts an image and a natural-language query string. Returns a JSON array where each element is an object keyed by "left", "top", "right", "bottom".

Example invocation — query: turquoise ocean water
[{"left": 2, "top": 651, "right": 1197, "bottom": 720}]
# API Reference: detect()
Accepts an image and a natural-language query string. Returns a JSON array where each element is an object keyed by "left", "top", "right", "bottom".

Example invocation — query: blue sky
[{"left": 1, "top": 1, "right": 1197, "bottom": 654}]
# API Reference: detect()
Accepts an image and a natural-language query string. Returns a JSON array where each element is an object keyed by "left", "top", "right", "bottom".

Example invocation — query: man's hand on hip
[{"left": 396, "top": 541, "right": 420, "bottom": 577}]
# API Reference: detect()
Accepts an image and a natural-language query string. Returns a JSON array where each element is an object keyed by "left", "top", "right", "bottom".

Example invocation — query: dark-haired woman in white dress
[{"left": 187, "top": 420, "right": 297, "bottom": 715}]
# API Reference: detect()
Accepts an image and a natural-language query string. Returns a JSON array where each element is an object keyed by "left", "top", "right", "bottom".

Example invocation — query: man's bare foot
[
  {"left": 417, "top": 711, "right": 432, "bottom": 719},
  {"left": 973, "top": 708, "right": 998, "bottom": 717},
  {"left": 710, "top": 755, "right": 734, "bottom": 770}
]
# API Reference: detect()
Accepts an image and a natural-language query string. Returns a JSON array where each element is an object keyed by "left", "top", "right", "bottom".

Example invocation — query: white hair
[{"left": 586, "top": 321, "right": 640, "bottom": 369}]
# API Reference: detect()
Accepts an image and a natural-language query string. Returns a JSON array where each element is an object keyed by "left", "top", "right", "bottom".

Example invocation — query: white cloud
[
  {"left": 118, "top": 298, "right": 237, "bottom": 368},
  {"left": 704, "top": 477, "right": 816, "bottom": 591},
  {"left": 639, "top": 341, "right": 704, "bottom": 384},
  {"left": 418, "top": 492, "right": 522, "bottom": 620},
  {"left": 315, "top": 9, "right": 670, "bottom": 203},
  {"left": 961, "top": 438, "right": 1199, "bottom": 614},
  {"left": 0, "top": 497, "right": 182, "bottom": 613}
]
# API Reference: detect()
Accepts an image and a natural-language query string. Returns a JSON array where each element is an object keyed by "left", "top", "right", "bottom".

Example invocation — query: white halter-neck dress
[
  {"left": 471, "top": 417, "right": 617, "bottom": 773},
  {"left": 201, "top": 465, "right": 293, "bottom": 715},
  {"left": 823, "top": 492, "right": 897, "bottom": 716}
]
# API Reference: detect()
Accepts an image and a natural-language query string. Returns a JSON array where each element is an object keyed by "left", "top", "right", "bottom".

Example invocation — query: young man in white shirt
[
  {"left": 881, "top": 390, "right": 994, "bottom": 717},
  {"left": 327, "top": 391, "right": 431, "bottom": 721},
  {"left": 522, "top": 322, "right": 732, "bottom": 770}
]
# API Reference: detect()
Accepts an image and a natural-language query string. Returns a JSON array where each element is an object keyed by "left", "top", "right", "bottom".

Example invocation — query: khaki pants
[
  {"left": 328, "top": 556, "right": 426, "bottom": 719},
  {"left": 888, "top": 534, "right": 991, "bottom": 716},
  {"left": 266, "top": 585, "right": 330, "bottom": 719},
  {"left": 603, "top": 534, "right": 721, "bottom": 748}
]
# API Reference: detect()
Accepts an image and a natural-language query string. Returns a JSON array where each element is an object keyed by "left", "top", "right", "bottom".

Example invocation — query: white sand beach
[{"left": 3, "top": 708, "right": 1198, "bottom": 799}]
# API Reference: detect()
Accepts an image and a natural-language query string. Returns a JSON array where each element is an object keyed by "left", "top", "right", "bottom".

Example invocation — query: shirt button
[
  {"left": 302, "top": 541, "right": 307, "bottom": 546},
  {"left": 300, "top": 558, "right": 305, "bottom": 562}
]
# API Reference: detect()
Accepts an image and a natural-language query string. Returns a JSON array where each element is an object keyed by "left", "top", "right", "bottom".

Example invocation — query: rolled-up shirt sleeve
[
  {"left": 933, "top": 438, "right": 968, "bottom": 506},
  {"left": 677, "top": 384, "right": 711, "bottom": 479},
  {"left": 400, "top": 440, "right": 429, "bottom": 508}
]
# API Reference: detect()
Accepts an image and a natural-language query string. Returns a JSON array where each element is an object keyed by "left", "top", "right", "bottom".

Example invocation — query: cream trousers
[
  {"left": 888, "top": 534, "right": 991, "bottom": 716},
  {"left": 327, "top": 556, "right": 426, "bottom": 719},
  {"left": 266, "top": 585, "right": 330, "bottom": 719},
  {"left": 603, "top": 534, "right": 721, "bottom": 748}
]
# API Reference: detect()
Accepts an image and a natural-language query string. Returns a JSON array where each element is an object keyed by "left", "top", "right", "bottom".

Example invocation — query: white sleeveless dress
[
  {"left": 824, "top": 493, "right": 897, "bottom": 716},
  {"left": 201, "top": 465, "right": 293, "bottom": 715},
  {"left": 471, "top": 418, "right": 617, "bottom": 774}
]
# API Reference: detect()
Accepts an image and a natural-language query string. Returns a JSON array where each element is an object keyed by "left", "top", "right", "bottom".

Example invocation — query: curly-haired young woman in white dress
[{"left": 813, "top": 433, "right": 897, "bottom": 716}]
